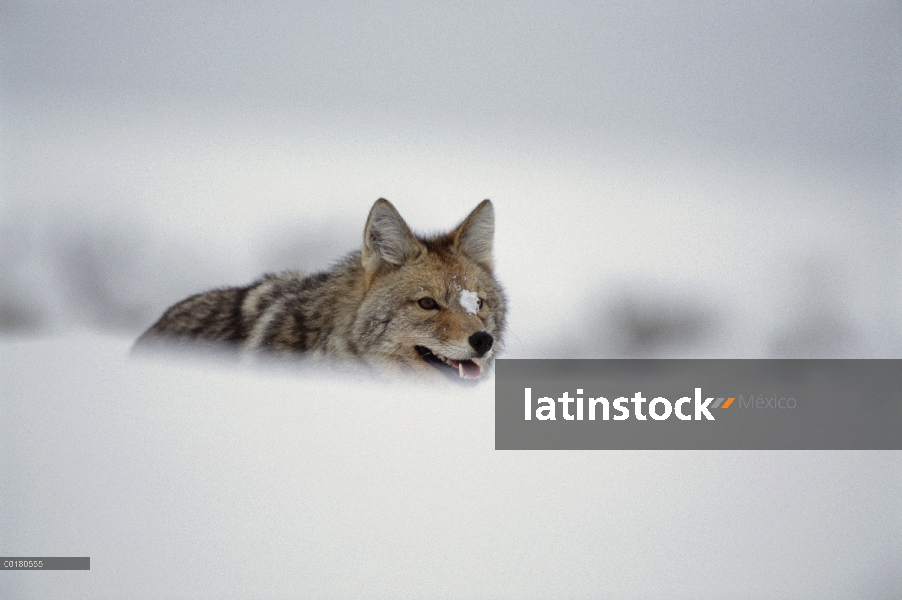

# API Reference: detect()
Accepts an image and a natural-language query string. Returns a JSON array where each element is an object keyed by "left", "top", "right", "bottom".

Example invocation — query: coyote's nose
[{"left": 468, "top": 331, "right": 494, "bottom": 357}]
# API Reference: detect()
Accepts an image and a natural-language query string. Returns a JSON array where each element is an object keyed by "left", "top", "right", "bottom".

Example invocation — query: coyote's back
[{"left": 136, "top": 199, "right": 506, "bottom": 380}]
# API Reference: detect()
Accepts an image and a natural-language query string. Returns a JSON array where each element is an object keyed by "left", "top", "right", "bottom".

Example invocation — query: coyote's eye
[
  {"left": 418, "top": 297, "right": 439, "bottom": 310},
  {"left": 477, "top": 298, "right": 485, "bottom": 310}
]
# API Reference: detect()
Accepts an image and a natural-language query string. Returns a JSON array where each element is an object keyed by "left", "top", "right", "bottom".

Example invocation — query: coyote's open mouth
[{"left": 415, "top": 345, "right": 482, "bottom": 380}]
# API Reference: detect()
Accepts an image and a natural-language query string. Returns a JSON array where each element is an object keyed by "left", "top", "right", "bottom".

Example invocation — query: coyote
[{"left": 135, "top": 199, "right": 506, "bottom": 380}]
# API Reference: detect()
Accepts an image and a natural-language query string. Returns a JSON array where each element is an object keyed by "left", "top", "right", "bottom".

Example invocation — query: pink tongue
[{"left": 459, "top": 361, "right": 481, "bottom": 379}]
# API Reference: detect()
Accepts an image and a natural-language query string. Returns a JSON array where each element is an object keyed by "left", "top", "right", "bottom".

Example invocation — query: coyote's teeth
[
  {"left": 413, "top": 345, "right": 483, "bottom": 381},
  {"left": 458, "top": 360, "right": 482, "bottom": 379}
]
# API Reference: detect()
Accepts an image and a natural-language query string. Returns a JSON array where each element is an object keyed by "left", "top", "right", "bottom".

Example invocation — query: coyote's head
[{"left": 354, "top": 198, "right": 506, "bottom": 381}]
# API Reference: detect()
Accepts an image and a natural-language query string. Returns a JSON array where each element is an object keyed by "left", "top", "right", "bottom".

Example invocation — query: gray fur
[{"left": 135, "top": 199, "right": 506, "bottom": 378}]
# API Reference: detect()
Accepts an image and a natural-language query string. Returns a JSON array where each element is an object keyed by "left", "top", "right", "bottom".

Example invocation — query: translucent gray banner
[
  {"left": 495, "top": 360, "right": 902, "bottom": 450},
  {"left": 1, "top": 557, "right": 90, "bottom": 570}
]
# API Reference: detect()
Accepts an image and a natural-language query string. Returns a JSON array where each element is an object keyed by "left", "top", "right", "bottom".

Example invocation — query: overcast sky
[{"left": 4, "top": 2, "right": 900, "bottom": 171}]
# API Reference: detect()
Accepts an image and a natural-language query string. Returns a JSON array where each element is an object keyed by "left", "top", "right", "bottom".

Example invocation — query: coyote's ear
[
  {"left": 362, "top": 198, "right": 425, "bottom": 274},
  {"left": 453, "top": 199, "right": 494, "bottom": 271}
]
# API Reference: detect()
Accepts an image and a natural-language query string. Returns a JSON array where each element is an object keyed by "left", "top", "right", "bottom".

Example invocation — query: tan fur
[{"left": 135, "top": 199, "right": 506, "bottom": 380}]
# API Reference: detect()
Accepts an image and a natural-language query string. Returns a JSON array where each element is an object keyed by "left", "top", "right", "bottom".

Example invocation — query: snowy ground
[{"left": 1, "top": 332, "right": 900, "bottom": 599}]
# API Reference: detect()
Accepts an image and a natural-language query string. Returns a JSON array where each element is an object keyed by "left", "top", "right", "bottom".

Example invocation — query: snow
[
  {"left": 1, "top": 332, "right": 900, "bottom": 599},
  {"left": 459, "top": 289, "right": 480, "bottom": 314}
]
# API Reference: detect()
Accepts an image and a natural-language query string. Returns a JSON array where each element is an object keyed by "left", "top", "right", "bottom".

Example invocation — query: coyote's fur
[{"left": 135, "top": 199, "right": 506, "bottom": 380}]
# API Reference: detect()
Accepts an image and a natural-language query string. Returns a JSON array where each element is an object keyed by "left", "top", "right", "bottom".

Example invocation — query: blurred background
[{"left": 2, "top": 1, "right": 899, "bottom": 358}]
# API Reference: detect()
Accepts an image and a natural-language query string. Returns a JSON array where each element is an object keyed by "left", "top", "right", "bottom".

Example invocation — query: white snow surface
[
  {"left": 1, "top": 331, "right": 900, "bottom": 599},
  {"left": 459, "top": 289, "right": 479, "bottom": 314}
]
